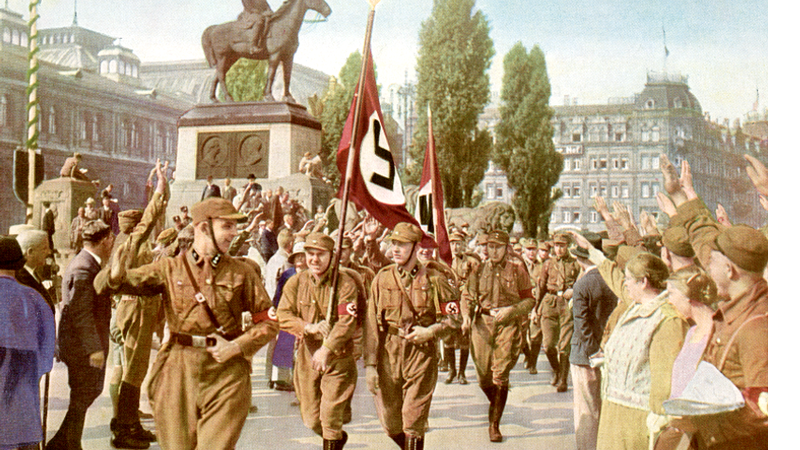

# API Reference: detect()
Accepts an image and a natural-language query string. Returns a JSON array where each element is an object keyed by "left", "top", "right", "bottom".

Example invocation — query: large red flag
[
  {"left": 416, "top": 106, "right": 452, "bottom": 265},
  {"left": 337, "top": 48, "right": 433, "bottom": 246}
]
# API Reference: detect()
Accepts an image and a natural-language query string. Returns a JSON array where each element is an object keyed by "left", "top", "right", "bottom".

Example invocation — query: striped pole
[{"left": 26, "top": 0, "right": 41, "bottom": 224}]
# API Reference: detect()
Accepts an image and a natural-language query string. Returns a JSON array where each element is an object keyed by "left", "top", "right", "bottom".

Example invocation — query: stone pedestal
[
  {"left": 33, "top": 177, "right": 97, "bottom": 253},
  {"left": 169, "top": 102, "right": 332, "bottom": 219}
]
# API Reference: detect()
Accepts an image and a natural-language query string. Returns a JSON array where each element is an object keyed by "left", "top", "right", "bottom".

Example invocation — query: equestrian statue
[{"left": 202, "top": 0, "right": 332, "bottom": 103}]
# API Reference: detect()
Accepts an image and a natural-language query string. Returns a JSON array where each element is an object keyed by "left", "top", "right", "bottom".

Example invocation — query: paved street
[{"left": 44, "top": 348, "right": 576, "bottom": 449}]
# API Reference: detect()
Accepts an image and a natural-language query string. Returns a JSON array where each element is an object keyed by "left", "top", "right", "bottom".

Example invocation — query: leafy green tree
[
  {"left": 493, "top": 42, "right": 563, "bottom": 238},
  {"left": 411, "top": 0, "right": 495, "bottom": 208},
  {"left": 226, "top": 59, "right": 268, "bottom": 102}
]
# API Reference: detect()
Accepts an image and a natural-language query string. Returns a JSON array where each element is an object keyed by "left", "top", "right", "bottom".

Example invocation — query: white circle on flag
[{"left": 360, "top": 111, "right": 406, "bottom": 205}]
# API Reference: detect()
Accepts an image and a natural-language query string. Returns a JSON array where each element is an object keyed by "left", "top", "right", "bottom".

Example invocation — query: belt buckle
[{"left": 191, "top": 335, "right": 207, "bottom": 347}]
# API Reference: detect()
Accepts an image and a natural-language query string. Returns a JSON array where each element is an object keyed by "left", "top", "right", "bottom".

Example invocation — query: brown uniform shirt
[
  {"left": 462, "top": 256, "right": 534, "bottom": 314},
  {"left": 365, "top": 261, "right": 461, "bottom": 366},
  {"left": 451, "top": 252, "right": 481, "bottom": 291},
  {"left": 110, "top": 251, "right": 277, "bottom": 358},
  {"left": 535, "top": 254, "right": 581, "bottom": 313},
  {"left": 277, "top": 268, "right": 359, "bottom": 355}
]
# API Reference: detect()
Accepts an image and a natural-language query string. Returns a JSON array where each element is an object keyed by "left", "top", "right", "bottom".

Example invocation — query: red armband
[
  {"left": 518, "top": 288, "right": 533, "bottom": 299},
  {"left": 252, "top": 306, "right": 278, "bottom": 323},
  {"left": 440, "top": 301, "right": 460, "bottom": 315},
  {"left": 338, "top": 302, "right": 357, "bottom": 317}
]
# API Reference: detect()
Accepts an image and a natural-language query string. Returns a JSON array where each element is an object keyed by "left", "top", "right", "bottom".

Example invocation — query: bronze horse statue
[{"left": 202, "top": 0, "right": 332, "bottom": 103}]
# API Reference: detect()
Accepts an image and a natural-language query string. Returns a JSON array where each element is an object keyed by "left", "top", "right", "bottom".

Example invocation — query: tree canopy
[
  {"left": 493, "top": 42, "right": 563, "bottom": 238},
  {"left": 226, "top": 59, "right": 268, "bottom": 102},
  {"left": 411, "top": 0, "right": 495, "bottom": 208}
]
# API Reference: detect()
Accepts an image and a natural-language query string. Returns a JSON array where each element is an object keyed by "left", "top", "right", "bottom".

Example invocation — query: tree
[
  {"left": 411, "top": 0, "right": 495, "bottom": 208},
  {"left": 493, "top": 43, "right": 563, "bottom": 238},
  {"left": 226, "top": 59, "right": 268, "bottom": 102}
]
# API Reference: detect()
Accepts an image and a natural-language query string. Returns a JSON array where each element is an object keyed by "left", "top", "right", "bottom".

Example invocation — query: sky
[{"left": 6, "top": 0, "right": 768, "bottom": 123}]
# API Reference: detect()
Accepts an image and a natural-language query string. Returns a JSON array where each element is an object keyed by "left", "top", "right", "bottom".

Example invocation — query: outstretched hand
[
  {"left": 744, "top": 154, "right": 768, "bottom": 197},
  {"left": 593, "top": 196, "right": 613, "bottom": 222},
  {"left": 656, "top": 192, "right": 677, "bottom": 218},
  {"left": 715, "top": 203, "right": 733, "bottom": 228}
]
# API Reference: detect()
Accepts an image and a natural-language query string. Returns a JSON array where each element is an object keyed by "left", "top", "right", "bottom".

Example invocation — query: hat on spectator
[
  {"left": 538, "top": 241, "right": 552, "bottom": 251},
  {"left": 118, "top": 209, "right": 143, "bottom": 234},
  {"left": 85, "top": 197, "right": 95, "bottom": 205},
  {"left": 522, "top": 238, "right": 537, "bottom": 249},
  {"left": 82, "top": 219, "right": 111, "bottom": 243},
  {"left": 388, "top": 222, "right": 423, "bottom": 244},
  {"left": 192, "top": 198, "right": 247, "bottom": 224},
  {"left": 487, "top": 230, "right": 510, "bottom": 245},
  {"left": 572, "top": 231, "right": 602, "bottom": 259},
  {"left": 304, "top": 232, "right": 335, "bottom": 252},
  {"left": 713, "top": 225, "right": 768, "bottom": 273},
  {"left": 0, "top": 236, "right": 26, "bottom": 270},
  {"left": 476, "top": 231, "right": 489, "bottom": 246},
  {"left": 157, "top": 228, "right": 178, "bottom": 246},
  {"left": 289, "top": 241, "right": 306, "bottom": 263}
]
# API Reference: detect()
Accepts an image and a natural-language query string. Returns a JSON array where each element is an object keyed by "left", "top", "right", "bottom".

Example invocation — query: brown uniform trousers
[
  {"left": 525, "top": 258, "right": 546, "bottom": 369},
  {"left": 445, "top": 253, "right": 480, "bottom": 349},
  {"left": 365, "top": 261, "right": 461, "bottom": 438},
  {"left": 277, "top": 268, "right": 359, "bottom": 440},
  {"left": 111, "top": 250, "right": 279, "bottom": 450},
  {"left": 536, "top": 254, "right": 581, "bottom": 357},
  {"left": 462, "top": 256, "right": 534, "bottom": 388}
]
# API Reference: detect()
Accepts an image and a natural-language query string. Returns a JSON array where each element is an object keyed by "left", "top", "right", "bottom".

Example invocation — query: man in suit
[
  {"left": 46, "top": 220, "right": 115, "bottom": 450},
  {"left": 201, "top": 175, "right": 222, "bottom": 200},
  {"left": 15, "top": 229, "right": 57, "bottom": 313},
  {"left": 42, "top": 202, "right": 57, "bottom": 253}
]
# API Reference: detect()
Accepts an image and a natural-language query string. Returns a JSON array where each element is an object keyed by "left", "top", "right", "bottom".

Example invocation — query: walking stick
[{"left": 41, "top": 371, "right": 50, "bottom": 450}]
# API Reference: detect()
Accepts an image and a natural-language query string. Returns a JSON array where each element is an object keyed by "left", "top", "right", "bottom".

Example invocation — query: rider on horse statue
[{"left": 239, "top": 0, "right": 273, "bottom": 54}]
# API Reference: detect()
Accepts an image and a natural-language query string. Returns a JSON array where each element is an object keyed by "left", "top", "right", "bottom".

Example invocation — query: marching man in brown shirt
[
  {"left": 364, "top": 223, "right": 461, "bottom": 450},
  {"left": 461, "top": 230, "right": 535, "bottom": 442},
  {"left": 277, "top": 232, "right": 359, "bottom": 450},
  {"left": 106, "top": 197, "right": 279, "bottom": 450}
]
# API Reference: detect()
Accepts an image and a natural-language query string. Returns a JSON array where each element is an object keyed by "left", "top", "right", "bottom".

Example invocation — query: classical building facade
[
  {"left": 0, "top": 6, "right": 329, "bottom": 234},
  {"left": 475, "top": 72, "right": 767, "bottom": 233}
]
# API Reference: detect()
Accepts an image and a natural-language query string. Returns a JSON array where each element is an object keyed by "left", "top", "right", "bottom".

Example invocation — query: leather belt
[
  {"left": 119, "top": 295, "right": 138, "bottom": 301},
  {"left": 172, "top": 333, "right": 217, "bottom": 348},
  {"left": 480, "top": 307, "right": 500, "bottom": 317}
]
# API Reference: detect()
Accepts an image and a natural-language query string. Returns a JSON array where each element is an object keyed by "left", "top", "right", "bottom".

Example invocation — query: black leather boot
[
  {"left": 545, "top": 348, "right": 560, "bottom": 385},
  {"left": 489, "top": 386, "right": 509, "bottom": 442},
  {"left": 335, "top": 431, "right": 348, "bottom": 450},
  {"left": 390, "top": 433, "right": 406, "bottom": 449},
  {"left": 404, "top": 434, "right": 424, "bottom": 450},
  {"left": 528, "top": 333, "right": 542, "bottom": 374},
  {"left": 556, "top": 352, "right": 570, "bottom": 392},
  {"left": 444, "top": 347, "right": 456, "bottom": 384},
  {"left": 457, "top": 348, "right": 469, "bottom": 384}
]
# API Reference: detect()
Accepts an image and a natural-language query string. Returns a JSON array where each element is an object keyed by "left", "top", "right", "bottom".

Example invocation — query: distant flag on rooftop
[{"left": 663, "top": 25, "right": 669, "bottom": 58}]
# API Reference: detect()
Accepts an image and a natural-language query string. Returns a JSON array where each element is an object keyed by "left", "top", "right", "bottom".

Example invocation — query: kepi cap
[
  {"left": 157, "top": 228, "right": 178, "bottom": 246},
  {"left": 304, "top": 232, "right": 335, "bottom": 252},
  {"left": 487, "top": 230, "right": 509, "bottom": 245},
  {"left": 118, "top": 209, "right": 143, "bottom": 234},
  {"left": 662, "top": 226, "right": 695, "bottom": 258},
  {"left": 388, "top": 222, "right": 423, "bottom": 244},
  {"left": 191, "top": 198, "right": 247, "bottom": 223},
  {"left": 713, "top": 225, "right": 768, "bottom": 273},
  {"left": 572, "top": 231, "right": 602, "bottom": 259}
]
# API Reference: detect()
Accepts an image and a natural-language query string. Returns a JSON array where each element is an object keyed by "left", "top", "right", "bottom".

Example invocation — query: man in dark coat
[
  {"left": 201, "top": 175, "right": 222, "bottom": 200},
  {"left": 46, "top": 220, "right": 115, "bottom": 450},
  {"left": 15, "top": 229, "right": 57, "bottom": 313}
]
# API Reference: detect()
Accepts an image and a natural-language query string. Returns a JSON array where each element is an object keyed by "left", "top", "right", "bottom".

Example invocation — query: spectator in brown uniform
[
  {"left": 460, "top": 230, "right": 535, "bottom": 442},
  {"left": 525, "top": 239, "right": 551, "bottom": 374},
  {"left": 277, "top": 232, "right": 359, "bottom": 450},
  {"left": 105, "top": 197, "right": 280, "bottom": 450},
  {"left": 365, "top": 222, "right": 462, "bottom": 450},
  {"left": 534, "top": 231, "right": 581, "bottom": 392},
  {"left": 444, "top": 230, "right": 479, "bottom": 385}
]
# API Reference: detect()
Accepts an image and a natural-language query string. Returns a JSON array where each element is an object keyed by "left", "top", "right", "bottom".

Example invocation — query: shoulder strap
[
  {"left": 716, "top": 313, "right": 768, "bottom": 372},
  {"left": 181, "top": 252, "right": 228, "bottom": 336},
  {"left": 391, "top": 267, "right": 419, "bottom": 322}
]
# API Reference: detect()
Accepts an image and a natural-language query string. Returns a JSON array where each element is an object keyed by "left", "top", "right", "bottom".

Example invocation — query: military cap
[
  {"left": 304, "top": 232, "right": 335, "bottom": 252},
  {"left": 714, "top": 224, "right": 768, "bottom": 273},
  {"left": 388, "top": 222, "right": 423, "bottom": 244},
  {"left": 85, "top": 197, "right": 96, "bottom": 205},
  {"left": 157, "top": 227, "right": 178, "bottom": 246},
  {"left": 571, "top": 231, "right": 602, "bottom": 259},
  {"left": 509, "top": 237, "right": 518, "bottom": 245},
  {"left": 513, "top": 243, "right": 522, "bottom": 252},
  {"left": 118, "top": 209, "right": 143, "bottom": 234},
  {"left": 487, "top": 230, "right": 509, "bottom": 245},
  {"left": 552, "top": 232, "right": 570, "bottom": 245},
  {"left": 0, "top": 236, "right": 26, "bottom": 270},
  {"left": 82, "top": 219, "right": 111, "bottom": 242},
  {"left": 191, "top": 197, "right": 247, "bottom": 224},
  {"left": 341, "top": 236, "right": 353, "bottom": 248},
  {"left": 476, "top": 231, "right": 489, "bottom": 245},
  {"left": 538, "top": 241, "right": 552, "bottom": 251},
  {"left": 449, "top": 230, "right": 466, "bottom": 242},
  {"left": 662, "top": 226, "right": 695, "bottom": 258},
  {"left": 522, "top": 238, "right": 538, "bottom": 249}
]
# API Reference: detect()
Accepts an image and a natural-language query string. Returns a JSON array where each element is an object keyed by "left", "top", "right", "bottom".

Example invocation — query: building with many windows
[{"left": 550, "top": 72, "right": 766, "bottom": 232}]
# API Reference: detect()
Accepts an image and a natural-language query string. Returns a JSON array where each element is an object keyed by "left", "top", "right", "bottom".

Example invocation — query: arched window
[
  {"left": 20, "top": 32, "right": 28, "bottom": 47},
  {"left": 132, "top": 65, "right": 138, "bottom": 78},
  {"left": 674, "top": 97, "right": 683, "bottom": 109},
  {"left": 0, "top": 95, "right": 7, "bottom": 127},
  {"left": 109, "top": 59, "right": 118, "bottom": 74},
  {"left": 48, "top": 106, "right": 57, "bottom": 134},
  {"left": 2, "top": 28, "right": 10, "bottom": 43},
  {"left": 645, "top": 99, "right": 655, "bottom": 109},
  {"left": 100, "top": 60, "right": 108, "bottom": 74},
  {"left": 125, "top": 62, "right": 132, "bottom": 76},
  {"left": 12, "top": 28, "right": 20, "bottom": 45}
]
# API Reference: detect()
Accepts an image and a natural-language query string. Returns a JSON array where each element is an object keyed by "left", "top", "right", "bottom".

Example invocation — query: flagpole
[{"left": 327, "top": 1, "right": 380, "bottom": 324}]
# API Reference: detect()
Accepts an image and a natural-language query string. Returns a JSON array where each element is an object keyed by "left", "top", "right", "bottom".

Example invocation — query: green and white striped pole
[{"left": 26, "top": 0, "right": 41, "bottom": 224}]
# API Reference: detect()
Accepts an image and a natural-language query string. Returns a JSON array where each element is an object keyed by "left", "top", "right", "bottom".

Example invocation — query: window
[
  {"left": 611, "top": 184, "right": 620, "bottom": 198},
  {"left": 572, "top": 159, "right": 581, "bottom": 171},
  {"left": 621, "top": 183, "right": 630, "bottom": 198},
  {"left": 599, "top": 183, "right": 607, "bottom": 197},
  {"left": 642, "top": 130, "right": 650, "bottom": 142},
  {"left": 591, "top": 159, "right": 598, "bottom": 170},
  {"left": 641, "top": 154, "right": 651, "bottom": 170},
  {"left": 48, "top": 106, "right": 56, "bottom": 134},
  {"left": 2, "top": 28, "right": 10, "bottom": 43},
  {"left": 613, "top": 158, "right": 620, "bottom": 169},
  {"left": 92, "top": 116, "right": 99, "bottom": 142},
  {"left": 653, "top": 156, "right": 660, "bottom": 170},
  {"left": 572, "top": 132, "right": 581, "bottom": 142},
  {"left": 573, "top": 211, "right": 581, "bottom": 223},
  {"left": 674, "top": 98, "right": 683, "bottom": 108},
  {"left": 651, "top": 182, "right": 660, "bottom": 196},
  {"left": 590, "top": 211, "right": 599, "bottom": 223},
  {"left": 641, "top": 182, "right": 651, "bottom": 198},
  {"left": 645, "top": 99, "right": 655, "bottom": 109},
  {"left": 572, "top": 182, "right": 581, "bottom": 198},
  {"left": 563, "top": 211, "right": 571, "bottom": 223},
  {"left": 599, "top": 159, "right": 608, "bottom": 169},
  {"left": 562, "top": 183, "right": 571, "bottom": 198},
  {"left": 0, "top": 95, "right": 6, "bottom": 127},
  {"left": 100, "top": 60, "right": 108, "bottom": 74},
  {"left": 615, "top": 131, "right": 624, "bottom": 142},
  {"left": 564, "top": 158, "right": 571, "bottom": 171},
  {"left": 496, "top": 186, "right": 503, "bottom": 198},
  {"left": 486, "top": 183, "right": 494, "bottom": 199},
  {"left": 652, "top": 128, "right": 660, "bottom": 141},
  {"left": 589, "top": 183, "right": 598, "bottom": 198},
  {"left": 620, "top": 158, "right": 629, "bottom": 169},
  {"left": 109, "top": 59, "right": 118, "bottom": 74}
]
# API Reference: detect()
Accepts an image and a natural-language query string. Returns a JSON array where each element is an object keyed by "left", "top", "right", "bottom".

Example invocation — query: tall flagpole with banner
[
  {"left": 417, "top": 105, "right": 452, "bottom": 265},
  {"left": 326, "top": 0, "right": 381, "bottom": 323}
]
